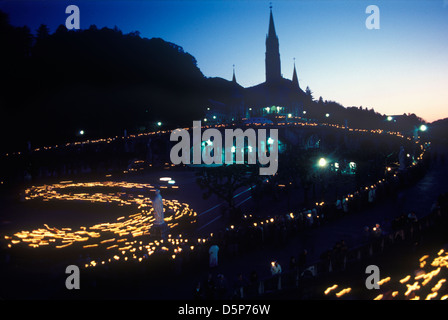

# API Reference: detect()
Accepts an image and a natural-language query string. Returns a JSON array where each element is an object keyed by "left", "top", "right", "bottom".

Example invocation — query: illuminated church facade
[{"left": 206, "top": 6, "right": 306, "bottom": 123}]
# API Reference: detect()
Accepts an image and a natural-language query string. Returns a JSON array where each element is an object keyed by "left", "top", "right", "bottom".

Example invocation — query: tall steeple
[
  {"left": 265, "top": 4, "right": 281, "bottom": 84},
  {"left": 268, "top": 4, "right": 277, "bottom": 38},
  {"left": 232, "top": 64, "right": 237, "bottom": 83},
  {"left": 292, "top": 58, "right": 299, "bottom": 89}
]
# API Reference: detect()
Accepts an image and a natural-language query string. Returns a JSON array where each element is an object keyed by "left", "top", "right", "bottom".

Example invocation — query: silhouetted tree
[{"left": 36, "top": 24, "right": 50, "bottom": 40}]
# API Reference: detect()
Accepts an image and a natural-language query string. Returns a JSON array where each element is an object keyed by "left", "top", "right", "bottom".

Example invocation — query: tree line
[{"left": 0, "top": 10, "right": 427, "bottom": 155}]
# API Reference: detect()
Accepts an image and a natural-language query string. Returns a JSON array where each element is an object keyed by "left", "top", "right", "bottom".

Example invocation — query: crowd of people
[
  {"left": 190, "top": 151, "right": 434, "bottom": 299},
  {"left": 0, "top": 124, "right": 437, "bottom": 300}
]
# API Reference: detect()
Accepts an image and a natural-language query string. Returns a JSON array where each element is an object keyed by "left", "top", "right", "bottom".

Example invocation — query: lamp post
[{"left": 413, "top": 124, "right": 427, "bottom": 140}]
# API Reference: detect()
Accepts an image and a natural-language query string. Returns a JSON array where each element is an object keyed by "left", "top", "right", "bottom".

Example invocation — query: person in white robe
[{"left": 152, "top": 189, "right": 165, "bottom": 226}]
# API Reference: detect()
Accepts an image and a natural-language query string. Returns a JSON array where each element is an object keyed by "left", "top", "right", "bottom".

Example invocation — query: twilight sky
[{"left": 1, "top": 0, "right": 447, "bottom": 122}]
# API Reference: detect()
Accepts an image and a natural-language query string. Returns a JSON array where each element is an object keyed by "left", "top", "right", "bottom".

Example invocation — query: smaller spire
[
  {"left": 292, "top": 58, "right": 299, "bottom": 88},
  {"left": 232, "top": 64, "right": 237, "bottom": 83}
]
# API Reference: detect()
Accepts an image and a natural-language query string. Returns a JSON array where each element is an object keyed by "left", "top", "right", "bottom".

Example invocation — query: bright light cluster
[
  {"left": 3, "top": 181, "right": 199, "bottom": 268},
  {"left": 323, "top": 248, "right": 448, "bottom": 300}
]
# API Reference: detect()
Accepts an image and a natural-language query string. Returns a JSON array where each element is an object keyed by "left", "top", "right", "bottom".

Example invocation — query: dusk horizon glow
[{"left": 1, "top": 0, "right": 447, "bottom": 123}]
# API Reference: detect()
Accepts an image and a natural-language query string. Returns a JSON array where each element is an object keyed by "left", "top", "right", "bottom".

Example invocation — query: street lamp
[
  {"left": 325, "top": 113, "right": 330, "bottom": 118},
  {"left": 318, "top": 158, "right": 327, "bottom": 167},
  {"left": 157, "top": 122, "right": 162, "bottom": 126},
  {"left": 413, "top": 124, "right": 428, "bottom": 140},
  {"left": 79, "top": 130, "right": 85, "bottom": 136}
]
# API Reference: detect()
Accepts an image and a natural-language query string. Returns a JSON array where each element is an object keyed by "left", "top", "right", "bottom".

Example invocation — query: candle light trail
[
  {"left": 323, "top": 249, "right": 448, "bottom": 300},
  {"left": 3, "top": 181, "right": 199, "bottom": 268}
]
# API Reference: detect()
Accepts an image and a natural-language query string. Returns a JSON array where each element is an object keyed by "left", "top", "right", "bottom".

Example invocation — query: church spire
[
  {"left": 292, "top": 58, "right": 299, "bottom": 88},
  {"left": 265, "top": 4, "right": 281, "bottom": 83},
  {"left": 232, "top": 64, "right": 237, "bottom": 83},
  {"left": 268, "top": 4, "right": 277, "bottom": 38}
]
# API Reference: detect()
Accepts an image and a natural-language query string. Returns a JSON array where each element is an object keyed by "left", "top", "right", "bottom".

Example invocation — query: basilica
[{"left": 206, "top": 6, "right": 307, "bottom": 123}]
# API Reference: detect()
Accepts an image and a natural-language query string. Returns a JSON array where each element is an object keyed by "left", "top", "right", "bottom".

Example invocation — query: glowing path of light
[
  {"left": 2, "top": 181, "right": 203, "bottom": 268},
  {"left": 2, "top": 117, "right": 414, "bottom": 159},
  {"left": 323, "top": 249, "right": 448, "bottom": 300}
]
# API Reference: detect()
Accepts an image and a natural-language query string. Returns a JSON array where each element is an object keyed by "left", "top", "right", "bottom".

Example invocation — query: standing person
[
  {"left": 204, "top": 273, "right": 216, "bottom": 300},
  {"left": 335, "top": 197, "right": 343, "bottom": 213},
  {"left": 209, "top": 243, "right": 219, "bottom": 268},
  {"left": 233, "top": 273, "right": 247, "bottom": 299},
  {"left": 193, "top": 281, "right": 203, "bottom": 300},
  {"left": 270, "top": 261, "right": 282, "bottom": 291},
  {"left": 270, "top": 261, "right": 282, "bottom": 276},
  {"left": 216, "top": 274, "right": 228, "bottom": 299},
  {"left": 342, "top": 197, "right": 349, "bottom": 214},
  {"left": 368, "top": 188, "right": 376, "bottom": 205},
  {"left": 289, "top": 256, "right": 298, "bottom": 272}
]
